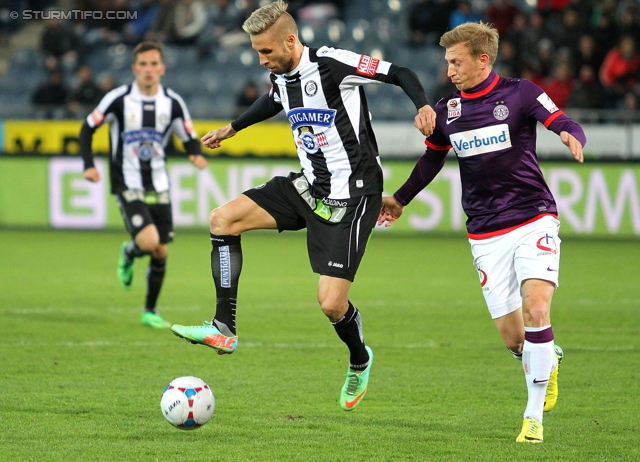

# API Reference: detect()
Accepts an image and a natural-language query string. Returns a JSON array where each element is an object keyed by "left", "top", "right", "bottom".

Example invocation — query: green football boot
[
  {"left": 141, "top": 311, "right": 171, "bottom": 329},
  {"left": 171, "top": 321, "right": 238, "bottom": 354},
  {"left": 117, "top": 242, "right": 134, "bottom": 290},
  {"left": 340, "top": 346, "right": 373, "bottom": 411}
]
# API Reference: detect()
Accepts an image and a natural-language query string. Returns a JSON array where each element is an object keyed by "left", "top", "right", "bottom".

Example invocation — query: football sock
[
  {"left": 145, "top": 257, "right": 166, "bottom": 312},
  {"left": 124, "top": 240, "right": 146, "bottom": 263},
  {"left": 331, "top": 301, "right": 369, "bottom": 371},
  {"left": 522, "top": 326, "right": 556, "bottom": 422},
  {"left": 508, "top": 347, "right": 523, "bottom": 360},
  {"left": 210, "top": 233, "right": 242, "bottom": 336}
]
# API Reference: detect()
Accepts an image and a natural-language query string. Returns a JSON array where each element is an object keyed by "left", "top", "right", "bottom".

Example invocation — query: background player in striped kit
[
  {"left": 171, "top": 0, "right": 436, "bottom": 411},
  {"left": 378, "top": 22, "right": 586, "bottom": 442},
  {"left": 80, "top": 42, "right": 207, "bottom": 329}
]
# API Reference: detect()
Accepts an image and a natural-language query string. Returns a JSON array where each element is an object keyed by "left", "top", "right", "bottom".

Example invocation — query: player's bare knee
[{"left": 209, "top": 207, "right": 232, "bottom": 234}]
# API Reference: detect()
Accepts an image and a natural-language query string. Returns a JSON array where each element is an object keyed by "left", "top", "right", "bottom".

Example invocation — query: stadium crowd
[{"left": 3, "top": 0, "right": 640, "bottom": 118}]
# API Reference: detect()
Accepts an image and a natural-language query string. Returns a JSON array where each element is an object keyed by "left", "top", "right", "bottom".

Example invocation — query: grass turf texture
[{"left": 1, "top": 229, "right": 638, "bottom": 461}]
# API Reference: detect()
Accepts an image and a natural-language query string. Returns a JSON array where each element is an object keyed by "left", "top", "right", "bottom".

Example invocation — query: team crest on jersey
[
  {"left": 159, "top": 113, "right": 169, "bottom": 125},
  {"left": 447, "top": 98, "right": 461, "bottom": 123},
  {"left": 304, "top": 80, "right": 318, "bottom": 97},
  {"left": 356, "top": 55, "right": 379, "bottom": 77},
  {"left": 493, "top": 104, "right": 509, "bottom": 120},
  {"left": 297, "top": 127, "right": 319, "bottom": 154}
]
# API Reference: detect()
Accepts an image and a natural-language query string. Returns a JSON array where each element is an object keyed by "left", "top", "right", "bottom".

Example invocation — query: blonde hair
[
  {"left": 242, "top": 0, "right": 296, "bottom": 35},
  {"left": 439, "top": 22, "right": 499, "bottom": 65}
]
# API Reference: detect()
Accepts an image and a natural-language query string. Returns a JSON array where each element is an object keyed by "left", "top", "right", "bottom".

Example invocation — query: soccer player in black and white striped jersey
[
  {"left": 80, "top": 42, "right": 207, "bottom": 329},
  {"left": 171, "top": 0, "right": 436, "bottom": 411}
]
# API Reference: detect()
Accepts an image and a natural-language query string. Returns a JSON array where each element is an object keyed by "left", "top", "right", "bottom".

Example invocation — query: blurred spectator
[
  {"left": 124, "top": 0, "right": 160, "bottom": 44},
  {"left": 551, "top": 8, "right": 584, "bottom": 53},
  {"left": 599, "top": 35, "right": 640, "bottom": 105},
  {"left": 621, "top": 90, "right": 639, "bottom": 110},
  {"left": 407, "top": 0, "right": 434, "bottom": 47},
  {"left": 494, "top": 38, "right": 522, "bottom": 77},
  {"left": 98, "top": 73, "right": 119, "bottom": 94},
  {"left": 590, "top": 0, "right": 619, "bottom": 57},
  {"left": 503, "top": 12, "right": 528, "bottom": 57},
  {"left": 32, "top": 70, "right": 69, "bottom": 119},
  {"left": 571, "top": 34, "right": 605, "bottom": 78},
  {"left": 531, "top": 38, "right": 556, "bottom": 81},
  {"left": 430, "top": 0, "right": 456, "bottom": 41},
  {"left": 198, "top": 0, "right": 248, "bottom": 56},
  {"left": 146, "top": 0, "right": 177, "bottom": 42},
  {"left": 78, "top": 0, "right": 132, "bottom": 46},
  {"left": 566, "top": 64, "right": 607, "bottom": 108},
  {"left": 485, "top": 0, "right": 520, "bottom": 36},
  {"left": 68, "top": 65, "right": 103, "bottom": 117},
  {"left": 542, "top": 60, "right": 575, "bottom": 108},
  {"left": 448, "top": 1, "right": 480, "bottom": 30},
  {"left": 520, "top": 12, "right": 553, "bottom": 60},
  {"left": 172, "top": 0, "right": 208, "bottom": 45},
  {"left": 40, "top": 16, "right": 84, "bottom": 72},
  {"left": 235, "top": 80, "right": 259, "bottom": 117}
]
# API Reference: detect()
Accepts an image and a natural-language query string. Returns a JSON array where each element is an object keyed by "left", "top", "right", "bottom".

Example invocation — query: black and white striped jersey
[
  {"left": 268, "top": 46, "right": 412, "bottom": 200},
  {"left": 80, "top": 81, "right": 200, "bottom": 194}
]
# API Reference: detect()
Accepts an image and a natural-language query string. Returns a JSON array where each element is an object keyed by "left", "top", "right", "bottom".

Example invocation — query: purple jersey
[{"left": 394, "top": 70, "right": 586, "bottom": 237}]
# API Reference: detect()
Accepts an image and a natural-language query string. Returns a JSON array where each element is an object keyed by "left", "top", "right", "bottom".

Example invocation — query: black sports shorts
[
  {"left": 243, "top": 173, "right": 381, "bottom": 281},
  {"left": 115, "top": 190, "right": 174, "bottom": 244}
]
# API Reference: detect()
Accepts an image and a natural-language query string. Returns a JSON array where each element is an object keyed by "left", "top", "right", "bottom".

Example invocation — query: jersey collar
[
  {"left": 131, "top": 81, "right": 163, "bottom": 101},
  {"left": 283, "top": 46, "right": 310, "bottom": 79},
  {"left": 460, "top": 70, "right": 499, "bottom": 99}
]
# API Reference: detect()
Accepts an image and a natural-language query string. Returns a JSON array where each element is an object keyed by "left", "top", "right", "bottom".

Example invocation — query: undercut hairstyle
[
  {"left": 439, "top": 22, "right": 499, "bottom": 65},
  {"left": 132, "top": 41, "right": 164, "bottom": 63},
  {"left": 243, "top": 0, "right": 296, "bottom": 35}
]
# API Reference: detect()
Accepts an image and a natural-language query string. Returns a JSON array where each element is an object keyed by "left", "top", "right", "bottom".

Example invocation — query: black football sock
[
  {"left": 331, "top": 301, "right": 369, "bottom": 371},
  {"left": 124, "top": 240, "right": 146, "bottom": 264},
  {"left": 145, "top": 257, "right": 166, "bottom": 313},
  {"left": 210, "top": 233, "right": 242, "bottom": 336}
]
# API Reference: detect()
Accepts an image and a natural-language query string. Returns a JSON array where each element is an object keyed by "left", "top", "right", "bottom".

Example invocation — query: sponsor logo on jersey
[
  {"left": 287, "top": 108, "right": 336, "bottom": 130},
  {"left": 304, "top": 80, "right": 318, "bottom": 96},
  {"left": 536, "top": 233, "right": 558, "bottom": 255},
  {"left": 356, "top": 54, "right": 380, "bottom": 77},
  {"left": 315, "top": 131, "right": 329, "bottom": 147},
  {"left": 537, "top": 92, "right": 559, "bottom": 113},
  {"left": 446, "top": 98, "right": 461, "bottom": 123},
  {"left": 493, "top": 104, "right": 509, "bottom": 120},
  {"left": 122, "top": 128, "right": 164, "bottom": 145},
  {"left": 450, "top": 124, "right": 511, "bottom": 157}
]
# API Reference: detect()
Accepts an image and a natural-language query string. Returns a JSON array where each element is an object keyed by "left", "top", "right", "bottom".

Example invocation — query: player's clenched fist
[{"left": 414, "top": 104, "right": 436, "bottom": 137}]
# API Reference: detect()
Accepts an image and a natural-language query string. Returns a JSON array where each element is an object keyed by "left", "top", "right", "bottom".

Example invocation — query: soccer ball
[{"left": 160, "top": 376, "right": 215, "bottom": 430}]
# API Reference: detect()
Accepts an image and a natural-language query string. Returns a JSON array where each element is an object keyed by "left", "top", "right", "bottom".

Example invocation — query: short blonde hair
[
  {"left": 243, "top": 0, "right": 294, "bottom": 35},
  {"left": 439, "top": 22, "right": 499, "bottom": 65}
]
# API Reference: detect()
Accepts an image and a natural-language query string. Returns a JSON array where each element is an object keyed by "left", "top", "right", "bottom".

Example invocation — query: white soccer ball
[{"left": 160, "top": 376, "right": 215, "bottom": 430}]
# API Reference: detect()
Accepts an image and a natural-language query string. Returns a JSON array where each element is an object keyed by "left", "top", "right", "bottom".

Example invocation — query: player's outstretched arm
[
  {"left": 189, "top": 154, "right": 208, "bottom": 169},
  {"left": 201, "top": 124, "right": 237, "bottom": 149},
  {"left": 377, "top": 195, "right": 405, "bottom": 227},
  {"left": 414, "top": 104, "right": 436, "bottom": 137},
  {"left": 83, "top": 167, "right": 100, "bottom": 182},
  {"left": 560, "top": 131, "right": 584, "bottom": 163}
]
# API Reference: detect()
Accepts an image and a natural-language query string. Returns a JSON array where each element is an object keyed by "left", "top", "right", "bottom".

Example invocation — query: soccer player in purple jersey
[{"left": 378, "top": 22, "right": 586, "bottom": 443}]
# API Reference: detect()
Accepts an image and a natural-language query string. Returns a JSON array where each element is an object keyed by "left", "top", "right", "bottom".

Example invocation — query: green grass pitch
[{"left": 1, "top": 229, "right": 638, "bottom": 461}]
